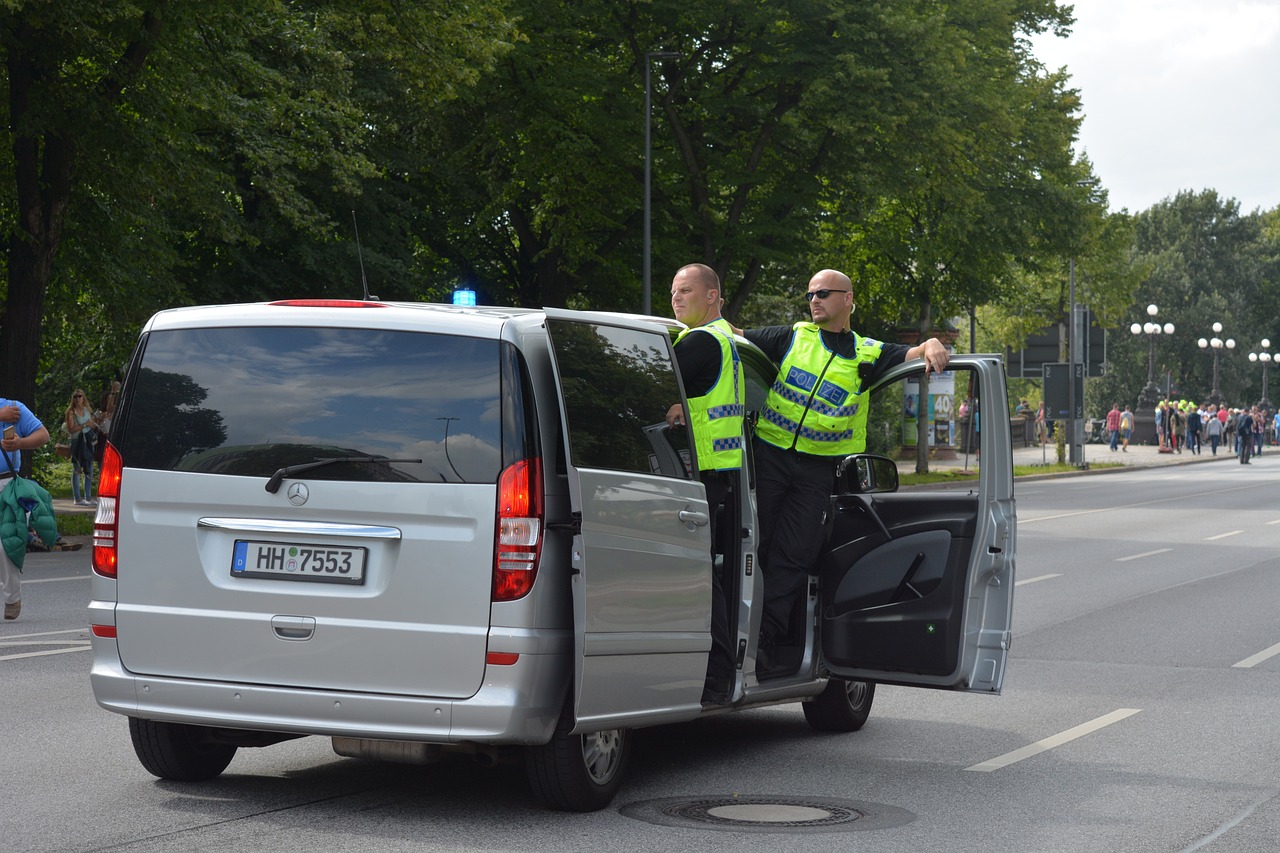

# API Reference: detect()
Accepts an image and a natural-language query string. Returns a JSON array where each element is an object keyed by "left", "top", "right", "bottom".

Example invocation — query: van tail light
[
  {"left": 92, "top": 442, "right": 122, "bottom": 578},
  {"left": 493, "top": 458, "right": 543, "bottom": 601}
]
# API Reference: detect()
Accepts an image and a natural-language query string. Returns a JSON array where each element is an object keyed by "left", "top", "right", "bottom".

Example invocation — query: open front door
[
  {"left": 818, "top": 356, "right": 1015, "bottom": 693},
  {"left": 542, "top": 310, "right": 712, "bottom": 731}
]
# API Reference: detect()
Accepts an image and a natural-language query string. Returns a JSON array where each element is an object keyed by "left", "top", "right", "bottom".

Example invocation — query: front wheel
[
  {"left": 129, "top": 717, "right": 237, "bottom": 781},
  {"left": 524, "top": 700, "right": 631, "bottom": 812},
  {"left": 802, "top": 678, "right": 875, "bottom": 732}
]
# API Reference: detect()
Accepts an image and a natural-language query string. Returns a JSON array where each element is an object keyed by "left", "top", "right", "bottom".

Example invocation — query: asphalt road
[{"left": 3, "top": 456, "right": 1278, "bottom": 852}]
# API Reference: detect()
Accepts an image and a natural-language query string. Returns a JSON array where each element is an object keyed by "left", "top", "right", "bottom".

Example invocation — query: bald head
[
  {"left": 671, "top": 263, "right": 723, "bottom": 327},
  {"left": 806, "top": 269, "right": 854, "bottom": 332}
]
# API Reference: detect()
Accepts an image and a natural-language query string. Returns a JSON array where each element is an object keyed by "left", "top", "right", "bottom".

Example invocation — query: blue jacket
[{"left": 1, "top": 476, "right": 58, "bottom": 569}]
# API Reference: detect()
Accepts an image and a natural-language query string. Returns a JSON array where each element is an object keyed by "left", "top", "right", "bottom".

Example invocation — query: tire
[
  {"left": 128, "top": 717, "right": 237, "bottom": 782},
  {"left": 802, "top": 678, "right": 875, "bottom": 732},
  {"left": 524, "top": 700, "right": 631, "bottom": 812}
]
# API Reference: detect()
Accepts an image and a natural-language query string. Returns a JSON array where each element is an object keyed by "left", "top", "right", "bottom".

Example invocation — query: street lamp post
[
  {"left": 1196, "top": 322, "right": 1235, "bottom": 407},
  {"left": 1248, "top": 338, "right": 1272, "bottom": 411},
  {"left": 642, "top": 50, "right": 679, "bottom": 316},
  {"left": 1129, "top": 304, "right": 1173, "bottom": 409}
]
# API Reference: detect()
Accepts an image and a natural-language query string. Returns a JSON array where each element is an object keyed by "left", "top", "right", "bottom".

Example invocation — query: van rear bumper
[{"left": 89, "top": 634, "right": 571, "bottom": 746}]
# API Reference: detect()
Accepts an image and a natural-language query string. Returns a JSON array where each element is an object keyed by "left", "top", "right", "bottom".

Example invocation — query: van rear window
[{"left": 116, "top": 326, "right": 504, "bottom": 484}]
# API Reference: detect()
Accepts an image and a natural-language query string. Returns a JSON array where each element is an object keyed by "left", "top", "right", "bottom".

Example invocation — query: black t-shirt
[
  {"left": 744, "top": 325, "right": 909, "bottom": 386},
  {"left": 672, "top": 327, "right": 724, "bottom": 398}
]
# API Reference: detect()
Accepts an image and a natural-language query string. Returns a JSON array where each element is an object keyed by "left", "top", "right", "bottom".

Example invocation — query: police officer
[
  {"left": 666, "top": 263, "right": 743, "bottom": 704},
  {"left": 743, "top": 269, "right": 949, "bottom": 674}
]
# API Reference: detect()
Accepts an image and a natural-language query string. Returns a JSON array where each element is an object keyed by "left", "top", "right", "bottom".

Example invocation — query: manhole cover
[{"left": 620, "top": 795, "right": 915, "bottom": 834}]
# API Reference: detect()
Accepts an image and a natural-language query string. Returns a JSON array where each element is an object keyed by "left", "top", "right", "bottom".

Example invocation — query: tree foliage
[{"left": 1, "top": 0, "right": 517, "bottom": 419}]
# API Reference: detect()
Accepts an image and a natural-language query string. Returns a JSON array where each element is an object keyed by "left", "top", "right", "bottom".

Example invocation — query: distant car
[{"left": 88, "top": 300, "right": 1016, "bottom": 811}]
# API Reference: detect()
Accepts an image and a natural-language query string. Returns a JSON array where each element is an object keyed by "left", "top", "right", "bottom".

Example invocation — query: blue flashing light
[{"left": 452, "top": 288, "right": 477, "bottom": 307}]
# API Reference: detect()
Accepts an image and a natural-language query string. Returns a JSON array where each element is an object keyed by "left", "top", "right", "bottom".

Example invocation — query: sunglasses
[
  {"left": 73, "top": 394, "right": 84, "bottom": 398},
  {"left": 805, "top": 289, "right": 851, "bottom": 302}
]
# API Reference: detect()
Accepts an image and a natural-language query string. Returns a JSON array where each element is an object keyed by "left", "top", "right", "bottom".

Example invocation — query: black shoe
[{"left": 701, "top": 689, "right": 732, "bottom": 707}]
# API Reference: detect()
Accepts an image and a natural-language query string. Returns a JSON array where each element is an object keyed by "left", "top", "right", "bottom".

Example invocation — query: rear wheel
[
  {"left": 802, "top": 678, "right": 875, "bottom": 732},
  {"left": 129, "top": 717, "right": 237, "bottom": 781},
  {"left": 524, "top": 700, "right": 631, "bottom": 812}
]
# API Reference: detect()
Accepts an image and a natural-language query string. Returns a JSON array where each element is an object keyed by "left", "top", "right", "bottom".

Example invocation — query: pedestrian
[
  {"left": 1252, "top": 407, "right": 1264, "bottom": 456},
  {"left": 666, "top": 263, "right": 744, "bottom": 705},
  {"left": 93, "top": 379, "right": 120, "bottom": 465},
  {"left": 1, "top": 396, "right": 53, "bottom": 620},
  {"left": 1155, "top": 402, "right": 1166, "bottom": 449},
  {"left": 1035, "top": 401, "right": 1048, "bottom": 446},
  {"left": 1205, "top": 406, "right": 1222, "bottom": 455},
  {"left": 1119, "top": 405, "right": 1134, "bottom": 452},
  {"left": 1237, "top": 408, "right": 1254, "bottom": 464},
  {"left": 1168, "top": 403, "right": 1183, "bottom": 453},
  {"left": 1186, "top": 404, "right": 1201, "bottom": 455},
  {"left": 1106, "top": 403, "right": 1121, "bottom": 451},
  {"left": 1273, "top": 410, "right": 1280, "bottom": 447},
  {"left": 63, "top": 389, "right": 98, "bottom": 506},
  {"left": 739, "top": 268, "right": 950, "bottom": 675}
]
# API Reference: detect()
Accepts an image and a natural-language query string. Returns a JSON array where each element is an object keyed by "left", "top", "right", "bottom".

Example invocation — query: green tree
[
  {"left": 1, "top": 0, "right": 517, "bottom": 416},
  {"left": 1092, "top": 191, "right": 1268, "bottom": 411},
  {"left": 412, "top": 0, "right": 1081, "bottom": 317}
]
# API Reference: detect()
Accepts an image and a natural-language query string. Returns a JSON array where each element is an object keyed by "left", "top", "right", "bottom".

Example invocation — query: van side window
[{"left": 546, "top": 319, "right": 693, "bottom": 479}]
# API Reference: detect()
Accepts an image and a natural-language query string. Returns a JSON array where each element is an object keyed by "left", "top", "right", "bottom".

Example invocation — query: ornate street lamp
[
  {"left": 1196, "top": 322, "right": 1235, "bottom": 407},
  {"left": 1129, "top": 304, "right": 1173, "bottom": 408},
  {"left": 1248, "top": 338, "right": 1272, "bottom": 411}
]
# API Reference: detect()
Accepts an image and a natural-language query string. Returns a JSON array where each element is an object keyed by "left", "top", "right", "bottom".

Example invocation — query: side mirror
[{"left": 835, "top": 454, "right": 899, "bottom": 494}]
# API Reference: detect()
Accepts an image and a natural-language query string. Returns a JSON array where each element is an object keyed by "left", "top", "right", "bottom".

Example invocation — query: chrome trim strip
[{"left": 197, "top": 517, "right": 402, "bottom": 540}]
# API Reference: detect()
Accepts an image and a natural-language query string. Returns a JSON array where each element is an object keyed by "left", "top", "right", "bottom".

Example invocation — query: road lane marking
[
  {"left": 0, "top": 640, "right": 90, "bottom": 647},
  {"left": 1205, "top": 530, "right": 1243, "bottom": 540},
  {"left": 964, "top": 708, "right": 1142, "bottom": 772},
  {"left": 1178, "top": 787, "right": 1280, "bottom": 853},
  {"left": 1116, "top": 548, "right": 1172, "bottom": 562},
  {"left": 0, "top": 628, "right": 87, "bottom": 639},
  {"left": 1015, "top": 574, "right": 1061, "bottom": 586},
  {"left": 0, "top": 646, "right": 91, "bottom": 661},
  {"left": 1268, "top": 519, "right": 1280, "bottom": 525},
  {"left": 1233, "top": 641, "right": 1280, "bottom": 668},
  {"left": 23, "top": 575, "right": 91, "bottom": 584}
]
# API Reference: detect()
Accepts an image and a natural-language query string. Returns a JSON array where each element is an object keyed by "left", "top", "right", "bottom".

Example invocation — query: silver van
[{"left": 89, "top": 300, "right": 1015, "bottom": 811}]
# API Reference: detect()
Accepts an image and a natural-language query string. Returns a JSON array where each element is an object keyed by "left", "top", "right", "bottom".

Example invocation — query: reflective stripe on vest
[
  {"left": 676, "top": 318, "right": 744, "bottom": 471},
  {"left": 756, "top": 322, "right": 883, "bottom": 456}
]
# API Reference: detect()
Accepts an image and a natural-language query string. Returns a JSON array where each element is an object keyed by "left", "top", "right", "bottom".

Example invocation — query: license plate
[{"left": 231, "top": 540, "right": 367, "bottom": 585}]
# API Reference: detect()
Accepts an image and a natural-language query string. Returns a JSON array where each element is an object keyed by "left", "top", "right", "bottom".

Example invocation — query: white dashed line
[
  {"left": 1116, "top": 548, "right": 1172, "bottom": 562},
  {"left": 1233, "top": 642, "right": 1280, "bottom": 669},
  {"left": 965, "top": 708, "right": 1142, "bottom": 772},
  {"left": 1015, "top": 574, "right": 1062, "bottom": 586}
]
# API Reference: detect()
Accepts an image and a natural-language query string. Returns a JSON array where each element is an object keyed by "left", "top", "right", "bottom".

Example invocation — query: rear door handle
[{"left": 272, "top": 615, "right": 316, "bottom": 641}]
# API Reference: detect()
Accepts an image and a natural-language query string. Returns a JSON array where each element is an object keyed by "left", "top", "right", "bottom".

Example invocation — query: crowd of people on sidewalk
[{"left": 1104, "top": 399, "right": 1276, "bottom": 462}]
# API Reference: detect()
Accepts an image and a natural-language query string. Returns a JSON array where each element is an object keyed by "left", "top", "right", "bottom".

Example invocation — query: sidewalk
[{"left": 913, "top": 438, "right": 1245, "bottom": 479}]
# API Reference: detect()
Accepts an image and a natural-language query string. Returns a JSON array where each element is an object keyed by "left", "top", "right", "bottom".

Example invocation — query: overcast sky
[{"left": 1030, "top": 0, "right": 1280, "bottom": 215}]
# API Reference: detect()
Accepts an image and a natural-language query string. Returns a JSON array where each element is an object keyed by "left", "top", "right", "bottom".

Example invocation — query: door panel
[
  {"left": 819, "top": 357, "right": 1015, "bottom": 693},
  {"left": 542, "top": 310, "right": 711, "bottom": 731}
]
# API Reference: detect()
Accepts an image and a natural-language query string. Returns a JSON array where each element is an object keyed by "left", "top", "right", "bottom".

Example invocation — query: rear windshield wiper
[{"left": 265, "top": 456, "right": 422, "bottom": 494}]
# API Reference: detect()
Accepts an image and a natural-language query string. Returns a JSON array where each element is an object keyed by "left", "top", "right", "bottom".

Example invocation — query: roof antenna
[{"left": 352, "top": 210, "right": 378, "bottom": 301}]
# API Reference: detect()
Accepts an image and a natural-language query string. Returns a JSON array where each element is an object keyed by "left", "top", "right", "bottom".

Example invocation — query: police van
[{"left": 88, "top": 300, "right": 1016, "bottom": 811}]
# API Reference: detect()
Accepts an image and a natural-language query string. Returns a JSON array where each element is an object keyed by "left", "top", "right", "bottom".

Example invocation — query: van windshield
[{"left": 115, "top": 326, "right": 504, "bottom": 484}]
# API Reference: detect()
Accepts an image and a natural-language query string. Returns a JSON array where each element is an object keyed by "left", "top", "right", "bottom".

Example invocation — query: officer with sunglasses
[{"left": 741, "top": 269, "right": 950, "bottom": 676}]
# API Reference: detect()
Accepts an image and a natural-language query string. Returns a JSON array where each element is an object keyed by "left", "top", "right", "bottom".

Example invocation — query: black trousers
[
  {"left": 753, "top": 439, "right": 837, "bottom": 647},
  {"left": 702, "top": 472, "right": 736, "bottom": 694}
]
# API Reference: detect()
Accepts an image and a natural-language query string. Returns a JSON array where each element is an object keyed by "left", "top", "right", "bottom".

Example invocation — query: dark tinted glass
[
  {"left": 117, "top": 326, "right": 503, "bottom": 484},
  {"left": 546, "top": 319, "right": 692, "bottom": 478}
]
